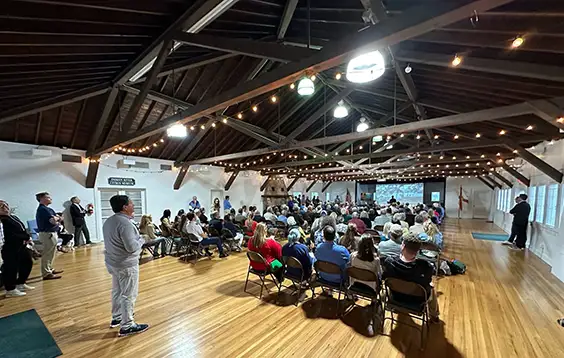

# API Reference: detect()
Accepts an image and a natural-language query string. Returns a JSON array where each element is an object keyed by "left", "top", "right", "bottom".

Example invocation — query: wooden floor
[{"left": 2, "top": 220, "right": 564, "bottom": 357}]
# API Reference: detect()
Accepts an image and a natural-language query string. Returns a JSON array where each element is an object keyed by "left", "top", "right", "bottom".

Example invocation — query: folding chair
[
  {"left": 185, "top": 233, "right": 206, "bottom": 263},
  {"left": 374, "top": 224, "right": 385, "bottom": 232},
  {"left": 311, "top": 260, "right": 347, "bottom": 315},
  {"left": 383, "top": 278, "right": 431, "bottom": 349},
  {"left": 220, "top": 228, "right": 236, "bottom": 253},
  {"left": 346, "top": 267, "right": 382, "bottom": 328},
  {"left": 244, "top": 251, "right": 281, "bottom": 299},
  {"left": 275, "top": 220, "right": 288, "bottom": 238},
  {"left": 281, "top": 256, "right": 312, "bottom": 306}
]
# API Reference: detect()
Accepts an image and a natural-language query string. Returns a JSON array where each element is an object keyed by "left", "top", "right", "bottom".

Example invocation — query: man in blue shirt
[
  {"left": 315, "top": 226, "right": 350, "bottom": 284},
  {"left": 188, "top": 196, "right": 201, "bottom": 210},
  {"left": 223, "top": 196, "right": 232, "bottom": 211},
  {"left": 35, "top": 192, "right": 63, "bottom": 280}
]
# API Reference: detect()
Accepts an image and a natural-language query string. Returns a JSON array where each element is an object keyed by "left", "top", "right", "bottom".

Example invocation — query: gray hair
[
  {"left": 415, "top": 213, "right": 425, "bottom": 224},
  {"left": 388, "top": 224, "right": 404, "bottom": 243},
  {"left": 320, "top": 215, "right": 337, "bottom": 231},
  {"left": 352, "top": 211, "right": 359, "bottom": 218},
  {"left": 360, "top": 211, "right": 369, "bottom": 219}
]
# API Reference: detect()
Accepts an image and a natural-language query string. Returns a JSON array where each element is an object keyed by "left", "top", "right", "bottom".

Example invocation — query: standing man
[
  {"left": 188, "top": 196, "right": 201, "bottom": 210},
  {"left": 69, "top": 196, "right": 92, "bottom": 246},
  {"left": 0, "top": 200, "right": 35, "bottom": 297},
  {"left": 502, "top": 193, "right": 531, "bottom": 250},
  {"left": 388, "top": 195, "right": 397, "bottom": 204},
  {"left": 103, "top": 195, "right": 149, "bottom": 337},
  {"left": 223, "top": 195, "right": 232, "bottom": 211},
  {"left": 35, "top": 192, "right": 63, "bottom": 280}
]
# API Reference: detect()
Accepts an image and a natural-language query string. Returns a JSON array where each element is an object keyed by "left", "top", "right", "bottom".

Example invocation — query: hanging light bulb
[
  {"left": 499, "top": 129, "right": 506, "bottom": 135},
  {"left": 297, "top": 77, "right": 315, "bottom": 96},
  {"left": 335, "top": 72, "right": 342, "bottom": 80},
  {"left": 222, "top": 118, "right": 227, "bottom": 123},
  {"left": 451, "top": 54, "right": 462, "bottom": 67},
  {"left": 290, "top": 83, "right": 295, "bottom": 90},
  {"left": 454, "top": 134, "right": 459, "bottom": 139},
  {"left": 167, "top": 124, "right": 187, "bottom": 138},
  {"left": 252, "top": 105, "right": 258, "bottom": 112},
  {"left": 404, "top": 64, "right": 412, "bottom": 74},
  {"left": 271, "top": 95, "right": 277, "bottom": 103},
  {"left": 310, "top": 74, "right": 316, "bottom": 81},
  {"left": 333, "top": 100, "right": 348, "bottom": 118},
  {"left": 237, "top": 113, "right": 243, "bottom": 119},
  {"left": 356, "top": 117, "right": 369, "bottom": 132},
  {"left": 346, "top": 50, "right": 385, "bottom": 83},
  {"left": 511, "top": 36, "right": 524, "bottom": 48}
]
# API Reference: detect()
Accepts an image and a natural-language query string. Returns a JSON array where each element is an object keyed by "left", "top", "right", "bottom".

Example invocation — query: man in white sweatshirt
[{"left": 103, "top": 195, "right": 148, "bottom": 337}]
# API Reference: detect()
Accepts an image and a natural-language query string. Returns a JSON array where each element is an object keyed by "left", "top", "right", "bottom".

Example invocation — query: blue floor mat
[{"left": 472, "top": 232, "right": 508, "bottom": 242}]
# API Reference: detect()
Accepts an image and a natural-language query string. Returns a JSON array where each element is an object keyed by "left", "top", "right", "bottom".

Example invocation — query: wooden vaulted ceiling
[{"left": 0, "top": 0, "right": 563, "bottom": 182}]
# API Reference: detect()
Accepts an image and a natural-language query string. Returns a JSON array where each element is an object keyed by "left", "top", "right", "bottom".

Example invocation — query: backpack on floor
[{"left": 447, "top": 259, "right": 466, "bottom": 275}]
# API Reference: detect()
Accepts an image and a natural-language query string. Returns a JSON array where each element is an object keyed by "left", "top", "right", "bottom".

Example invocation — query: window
[
  {"left": 325, "top": 192, "right": 331, "bottom": 202},
  {"left": 535, "top": 185, "right": 546, "bottom": 223},
  {"left": 545, "top": 184, "right": 559, "bottom": 227},
  {"left": 310, "top": 192, "right": 319, "bottom": 199},
  {"left": 507, "top": 188, "right": 514, "bottom": 212},
  {"left": 497, "top": 189, "right": 502, "bottom": 210},
  {"left": 503, "top": 189, "right": 509, "bottom": 212},
  {"left": 528, "top": 186, "right": 537, "bottom": 221}
]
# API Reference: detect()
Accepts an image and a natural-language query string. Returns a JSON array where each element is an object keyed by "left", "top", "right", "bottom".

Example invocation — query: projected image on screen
[{"left": 375, "top": 183, "right": 424, "bottom": 205}]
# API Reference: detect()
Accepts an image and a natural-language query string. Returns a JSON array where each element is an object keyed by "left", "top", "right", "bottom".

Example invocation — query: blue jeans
[{"left": 201, "top": 237, "right": 224, "bottom": 255}]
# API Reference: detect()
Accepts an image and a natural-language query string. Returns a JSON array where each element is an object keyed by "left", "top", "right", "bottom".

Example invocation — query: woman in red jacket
[{"left": 248, "top": 223, "right": 282, "bottom": 280}]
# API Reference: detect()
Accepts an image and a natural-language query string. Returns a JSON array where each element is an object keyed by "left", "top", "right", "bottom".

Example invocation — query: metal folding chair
[
  {"left": 383, "top": 278, "right": 431, "bottom": 349},
  {"left": 311, "top": 260, "right": 347, "bottom": 315},
  {"left": 244, "top": 251, "right": 281, "bottom": 299}
]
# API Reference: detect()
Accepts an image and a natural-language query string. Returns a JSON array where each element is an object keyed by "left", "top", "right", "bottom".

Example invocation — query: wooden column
[{"left": 174, "top": 165, "right": 190, "bottom": 190}]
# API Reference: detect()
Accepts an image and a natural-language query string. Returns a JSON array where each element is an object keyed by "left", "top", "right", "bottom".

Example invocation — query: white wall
[
  {"left": 0, "top": 141, "right": 265, "bottom": 241},
  {"left": 445, "top": 177, "right": 494, "bottom": 219}
]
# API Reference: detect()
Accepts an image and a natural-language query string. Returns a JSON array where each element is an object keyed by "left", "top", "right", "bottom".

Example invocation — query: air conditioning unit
[{"left": 123, "top": 158, "right": 136, "bottom": 166}]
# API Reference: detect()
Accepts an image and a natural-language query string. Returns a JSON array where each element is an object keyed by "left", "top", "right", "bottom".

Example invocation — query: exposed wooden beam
[
  {"left": 526, "top": 100, "right": 564, "bottom": 130},
  {"left": 0, "top": 83, "right": 109, "bottom": 125},
  {"left": 174, "top": 32, "right": 309, "bottom": 62},
  {"left": 278, "top": 0, "right": 299, "bottom": 39},
  {"left": 91, "top": 0, "right": 512, "bottom": 155},
  {"left": 119, "top": 40, "right": 172, "bottom": 137},
  {"left": 482, "top": 175, "right": 502, "bottom": 189},
  {"left": 492, "top": 171, "right": 513, "bottom": 187},
  {"left": 53, "top": 106, "right": 64, "bottom": 146},
  {"left": 87, "top": 87, "right": 119, "bottom": 153},
  {"left": 115, "top": 0, "right": 240, "bottom": 85},
  {"left": 322, "top": 181, "right": 331, "bottom": 192},
  {"left": 173, "top": 166, "right": 190, "bottom": 190},
  {"left": 85, "top": 159, "right": 101, "bottom": 188},
  {"left": 175, "top": 122, "right": 214, "bottom": 164},
  {"left": 134, "top": 53, "right": 237, "bottom": 84},
  {"left": 306, "top": 180, "right": 318, "bottom": 192},
  {"left": 395, "top": 50, "right": 564, "bottom": 83},
  {"left": 283, "top": 88, "right": 354, "bottom": 143},
  {"left": 250, "top": 135, "right": 551, "bottom": 171},
  {"left": 260, "top": 176, "right": 272, "bottom": 191},
  {"left": 498, "top": 161, "right": 530, "bottom": 187},
  {"left": 224, "top": 170, "right": 240, "bottom": 191},
  {"left": 286, "top": 177, "right": 300, "bottom": 191},
  {"left": 179, "top": 99, "right": 550, "bottom": 165},
  {"left": 70, "top": 99, "right": 87, "bottom": 148},
  {"left": 34, "top": 112, "right": 42, "bottom": 144},
  {"left": 502, "top": 142, "right": 563, "bottom": 183}
]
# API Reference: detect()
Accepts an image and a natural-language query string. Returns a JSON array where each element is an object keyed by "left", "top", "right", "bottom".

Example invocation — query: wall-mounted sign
[{"left": 108, "top": 177, "right": 136, "bottom": 186}]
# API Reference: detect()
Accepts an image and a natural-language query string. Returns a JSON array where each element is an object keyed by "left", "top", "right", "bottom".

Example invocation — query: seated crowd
[{"left": 237, "top": 196, "right": 446, "bottom": 334}]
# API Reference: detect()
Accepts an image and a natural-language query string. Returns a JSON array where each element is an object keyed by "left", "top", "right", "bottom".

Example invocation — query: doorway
[{"left": 97, "top": 188, "right": 147, "bottom": 239}]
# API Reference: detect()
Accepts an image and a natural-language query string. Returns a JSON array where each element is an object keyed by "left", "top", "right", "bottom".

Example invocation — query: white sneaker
[
  {"left": 16, "top": 284, "right": 35, "bottom": 291},
  {"left": 501, "top": 241, "right": 513, "bottom": 246},
  {"left": 5, "top": 289, "right": 26, "bottom": 297},
  {"left": 509, "top": 243, "right": 525, "bottom": 251}
]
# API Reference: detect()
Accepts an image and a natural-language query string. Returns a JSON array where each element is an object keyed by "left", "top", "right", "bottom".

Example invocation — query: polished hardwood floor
[{"left": 2, "top": 219, "right": 564, "bottom": 357}]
